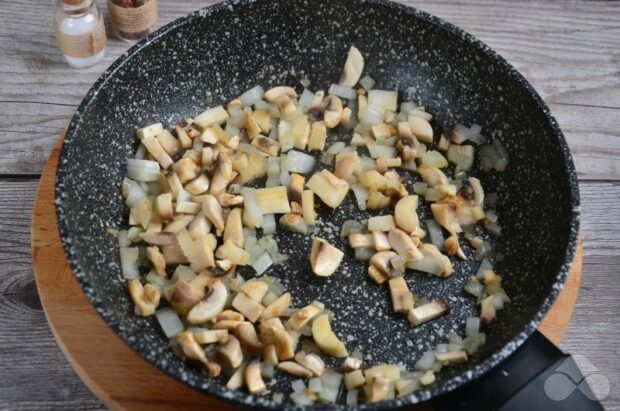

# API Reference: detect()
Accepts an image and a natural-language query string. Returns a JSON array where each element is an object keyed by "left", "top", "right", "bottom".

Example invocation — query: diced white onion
[
  {"left": 119, "top": 247, "right": 139, "bottom": 279},
  {"left": 406, "top": 256, "right": 443, "bottom": 276},
  {"left": 351, "top": 183, "right": 368, "bottom": 211},
  {"left": 291, "top": 379, "right": 306, "bottom": 394},
  {"left": 321, "top": 152, "right": 334, "bottom": 165},
  {"left": 465, "top": 316, "right": 481, "bottom": 337},
  {"left": 240, "top": 85, "right": 264, "bottom": 107},
  {"left": 413, "top": 182, "right": 428, "bottom": 195},
  {"left": 290, "top": 392, "right": 312, "bottom": 406},
  {"left": 285, "top": 150, "right": 316, "bottom": 173},
  {"left": 402, "top": 160, "right": 417, "bottom": 172},
  {"left": 155, "top": 308, "right": 184, "bottom": 338},
  {"left": 127, "top": 159, "right": 160, "bottom": 182},
  {"left": 474, "top": 241, "right": 493, "bottom": 261},
  {"left": 260, "top": 361, "right": 275, "bottom": 379},
  {"left": 280, "top": 169, "right": 291, "bottom": 186},
  {"left": 326, "top": 142, "right": 346, "bottom": 154},
  {"left": 426, "top": 219, "right": 444, "bottom": 251},
  {"left": 262, "top": 214, "right": 276, "bottom": 235},
  {"left": 354, "top": 247, "right": 374, "bottom": 261},
  {"left": 298, "top": 89, "right": 315, "bottom": 110},
  {"left": 341, "top": 220, "right": 363, "bottom": 237},
  {"left": 360, "top": 105, "right": 385, "bottom": 125},
  {"left": 240, "top": 188, "right": 263, "bottom": 228},
  {"left": 252, "top": 252, "right": 273, "bottom": 275},
  {"left": 435, "top": 343, "right": 448, "bottom": 353},
  {"left": 415, "top": 351, "right": 436, "bottom": 371},
  {"left": 309, "top": 377, "right": 322, "bottom": 392},
  {"left": 476, "top": 259, "right": 493, "bottom": 279},
  {"left": 329, "top": 84, "right": 358, "bottom": 100},
  {"left": 464, "top": 277, "right": 484, "bottom": 298},
  {"left": 367, "top": 143, "right": 396, "bottom": 159},
  {"left": 368, "top": 90, "right": 398, "bottom": 112},
  {"left": 318, "top": 372, "right": 342, "bottom": 403},
  {"left": 360, "top": 75, "right": 375, "bottom": 91},
  {"left": 346, "top": 389, "right": 359, "bottom": 405}
]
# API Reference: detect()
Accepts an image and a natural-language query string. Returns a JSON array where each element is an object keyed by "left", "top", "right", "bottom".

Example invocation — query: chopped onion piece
[
  {"left": 292, "top": 379, "right": 306, "bottom": 394},
  {"left": 253, "top": 252, "right": 273, "bottom": 275},
  {"left": 464, "top": 277, "right": 484, "bottom": 298},
  {"left": 402, "top": 160, "right": 417, "bottom": 172},
  {"left": 329, "top": 84, "right": 358, "bottom": 100},
  {"left": 466, "top": 316, "right": 481, "bottom": 337},
  {"left": 368, "top": 89, "right": 398, "bottom": 112},
  {"left": 262, "top": 214, "right": 276, "bottom": 235},
  {"left": 351, "top": 183, "right": 368, "bottom": 211},
  {"left": 127, "top": 159, "right": 160, "bottom": 182},
  {"left": 474, "top": 241, "right": 493, "bottom": 261},
  {"left": 327, "top": 142, "right": 346, "bottom": 154},
  {"left": 260, "top": 361, "right": 275, "bottom": 379},
  {"left": 407, "top": 256, "right": 443, "bottom": 276},
  {"left": 367, "top": 143, "right": 396, "bottom": 159},
  {"left": 475, "top": 259, "right": 493, "bottom": 279},
  {"left": 286, "top": 150, "right": 316, "bottom": 173},
  {"left": 346, "top": 389, "right": 359, "bottom": 405},
  {"left": 309, "top": 377, "right": 322, "bottom": 392},
  {"left": 318, "top": 372, "right": 342, "bottom": 403},
  {"left": 415, "top": 351, "right": 436, "bottom": 371},
  {"left": 155, "top": 308, "right": 184, "bottom": 338},
  {"left": 240, "top": 85, "right": 264, "bottom": 107},
  {"left": 425, "top": 219, "right": 444, "bottom": 251},
  {"left": 413, "top": 182, "right": 428, "bottom": 195},
  {"left": 354, "top": 247, "right": 374, "bottom": 261},
  {"left": 119, "top": 247, "right": 139, "bottom": 279},
  {"left": 360, "top": 104, "right": 385, "bottom": 126},
  {"left": 341, "top": 220, "right": 364, "bottom": 237},
  {"left": 360, "top": 75, "right": 375, "bottom": 91},
  {"left": 290, "top": 392, "right": 312, "bottom": 406},
  {"left": 298, "top": 88, "right": 315, "bottom": 110}
]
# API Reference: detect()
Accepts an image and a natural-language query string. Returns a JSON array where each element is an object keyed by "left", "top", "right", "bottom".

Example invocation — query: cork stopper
[{"left": 108, "top": 0, "right": 158, "bottom": 34}]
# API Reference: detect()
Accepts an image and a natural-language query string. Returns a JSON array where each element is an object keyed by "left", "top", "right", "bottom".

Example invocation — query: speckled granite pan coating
[{"left": 55, "top": 0, "right": 579, "bottom": 408}]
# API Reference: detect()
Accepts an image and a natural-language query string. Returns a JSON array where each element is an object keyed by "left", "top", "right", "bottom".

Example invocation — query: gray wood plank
[
  {"left": 1, "top": 179, "right": 618, "bottom": 409},
  {"left": 0, "top": 0, "right": 619, "bottom": 177}
]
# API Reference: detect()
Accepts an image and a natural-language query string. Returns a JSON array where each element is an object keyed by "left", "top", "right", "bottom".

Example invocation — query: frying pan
[{"left": 54, "top": 0, "right": 590, "bottom": 409}]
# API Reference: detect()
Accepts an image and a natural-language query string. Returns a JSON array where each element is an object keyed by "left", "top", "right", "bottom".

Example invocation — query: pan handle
[{"left": 433, "top": 330, "right": 605, "bottom": 411}]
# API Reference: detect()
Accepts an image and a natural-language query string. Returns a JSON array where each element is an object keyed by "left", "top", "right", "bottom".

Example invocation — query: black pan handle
[{"left": 433, "top": 330, "right": 604, "bottom": 411}]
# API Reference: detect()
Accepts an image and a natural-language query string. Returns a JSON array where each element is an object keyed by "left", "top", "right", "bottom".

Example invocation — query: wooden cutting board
[{"left": 31, "top": 133, "right": 582, "bottom": 410}]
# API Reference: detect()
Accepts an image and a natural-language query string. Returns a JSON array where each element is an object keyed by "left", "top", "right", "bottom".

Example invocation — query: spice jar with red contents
[{"left": 108, "top": 0, "right": 158, "bottom": 42}]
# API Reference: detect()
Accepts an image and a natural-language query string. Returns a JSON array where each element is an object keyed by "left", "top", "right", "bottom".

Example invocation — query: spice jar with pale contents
[
  {"left": 108, "top": 0, "right": 158, "bottom": 42},
  {"left": 54, "top": 0, "right": 107, "bottom": 68}
]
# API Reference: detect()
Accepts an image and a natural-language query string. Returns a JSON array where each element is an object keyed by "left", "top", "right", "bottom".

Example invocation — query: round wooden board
[{"left": 32, "top": 133, "right": 582, "bottom": 411}]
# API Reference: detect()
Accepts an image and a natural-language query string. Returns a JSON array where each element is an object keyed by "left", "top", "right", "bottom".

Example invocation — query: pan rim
[{"left": 54, "top": 0, "right": 581, "bottom": 408}]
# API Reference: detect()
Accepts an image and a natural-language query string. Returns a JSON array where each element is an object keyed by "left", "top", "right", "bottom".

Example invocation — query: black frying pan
[{"left": 55, "top": 0, "right": 590, "bottom": 409}]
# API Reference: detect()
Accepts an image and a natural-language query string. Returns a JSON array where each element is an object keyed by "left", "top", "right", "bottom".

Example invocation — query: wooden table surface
[{"left": 1, "top": 0, "right": 618, "bottom": 409}]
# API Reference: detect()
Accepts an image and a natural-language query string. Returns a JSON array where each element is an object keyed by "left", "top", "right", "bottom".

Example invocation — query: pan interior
[{"left": 56, "top": 0, "right": 577, "bottom": 407}]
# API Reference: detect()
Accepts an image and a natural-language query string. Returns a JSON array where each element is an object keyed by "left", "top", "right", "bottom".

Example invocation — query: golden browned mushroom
[
  {"left": 323, "top": 95, "right": 344, "bottom": 128},
  {"left": 394, "top": 195, "right": 420, "bottom": 234},
  {"left": 388, "top": 228, "right": 424, "bottom": 261},
  {"left": 295, "top": 351, "right": 325, "bottom": 377},
  {"left": 342, "top": 356, "right": 362, "bottom": 372},
  {"left": 209, "top": 152, "right": 233, "bottom": 196},
  {"left": 277, "top": 361, "right": 313, "bottom": 378},
  {"left": 128, "top": 279, "right": 160, "bottom": 316},
  {"left": 202, "top": 194, "right": 225, "bottom": 233},
  {"left": 368, "top": 251, "right": 399, "bottom": 283},
  {"left": 216, "top": 334, "right": 244, "bottom": 369},
  {"left": 234, "top": 322, "right": 264, "bottom": 355},
  {"left": 231, "top": 292, "right": 265, "bottom": 323},
  {"left": 176, "top": 331, "right": 221, "bottom": 377},
  {"left": 187, "top": 280, "right": 228, "bottom": 324},
  {"left": 388, "top": 276, "right": 414, "bottom": 314},
  {"left": 146, "top": 246, "right": 166, "bottom": 276},
  {"left": 260, "top": 292, "right": 291, "bottom": 321},
  {"left": 312, "top": 314, "right": 348, "bottom": 358},
  {"left": 334, "top": 151, "right": 359, "bottom": 180},
  {"left": 170, "top": 280, "right": 205, "bottom": 316},
  {"left": 245, "top": 359, "right": 266, "bottom": 393},
  {"left": 310, "top": 237, "right": 344, "bottom": 277},
  {"left": 407, "top": 300, "right": 449, "bottom": 327},
  {"left": 251, "top": 135, "right": 281, "bottom": 157},
  {"left": 339, "top": 46, "right": 364, "bottom": 87},
  {"left": 306, "top": 169, "right": 350, "bottom": 209},
  {"left": 285, "top": 302, "right": 324, "bottom": 331}
]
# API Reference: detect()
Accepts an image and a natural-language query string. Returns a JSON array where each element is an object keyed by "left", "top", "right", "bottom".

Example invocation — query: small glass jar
[
  {"left": 108, "top": 0, "right": 158, "bottom": 42},
  {"left": 54, "top": 0, "right": 106, "bottom": 68}
]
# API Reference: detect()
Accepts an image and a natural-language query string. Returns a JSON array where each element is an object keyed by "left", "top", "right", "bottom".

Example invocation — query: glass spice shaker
[
  {"left": 108, "top": 0, "right": 158, "bottom": 42},
  {"left": 54, "top": 0, "right": 107, "bottom": 68}
]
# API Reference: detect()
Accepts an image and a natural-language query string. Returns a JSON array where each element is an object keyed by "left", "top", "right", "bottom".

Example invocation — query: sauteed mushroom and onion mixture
[{"left": 112, "top": 47, "right": 509, "bottom": 405}]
